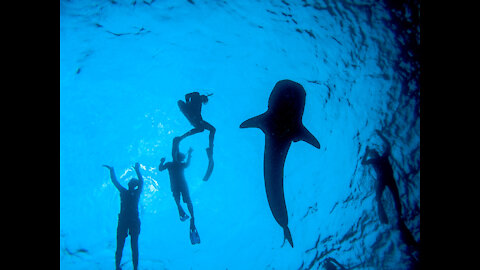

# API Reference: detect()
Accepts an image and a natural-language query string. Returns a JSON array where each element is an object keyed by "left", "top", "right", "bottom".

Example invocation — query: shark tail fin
[
  {"left": 240, "top": 113, "right": 267, "bottom": 131},
  {"left": 284, "top": 226, "right": 294, "bottom": 248},
  {"left": 296, "top": 125, "right": 320, "bottom": 149}
]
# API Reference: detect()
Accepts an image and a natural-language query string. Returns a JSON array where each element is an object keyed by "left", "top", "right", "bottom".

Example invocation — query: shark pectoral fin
[
  {"left": 297, "top": 126, "right": 320, "bottom": 149},
  {"left": 240, "top": 113, "right": 267, "bottom": 130}
]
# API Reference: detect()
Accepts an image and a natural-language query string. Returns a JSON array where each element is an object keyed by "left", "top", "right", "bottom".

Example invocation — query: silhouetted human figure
[
  {"left": 159, "top": 137, "right": 200, "bottom": 244},
  {"left": 103, "top": 162, "right": 143, "bottom": 270},
  {"left": 177, "top": 92, "right": 215, "bottom": 181},
  {"left": 362, "top": 130, "right": 418, "bottom": 248}
]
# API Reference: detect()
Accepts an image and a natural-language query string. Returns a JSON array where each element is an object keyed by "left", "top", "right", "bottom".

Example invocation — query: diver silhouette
[
  {"left": 177, "top": 91, "right": 215, "bottom": 181},
  {"left": 361, "top": 130, "right": 418, "bottom": 248},
  {"left": 159, "top": 136, "right": 200, "bottom": 245},
  {"left": 103, "top": 162, "right": 143, "bottom": 270}
]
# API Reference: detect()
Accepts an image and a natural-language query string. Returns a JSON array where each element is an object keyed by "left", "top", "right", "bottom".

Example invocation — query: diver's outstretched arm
[
  {"left": 159, "top": 158, "right": 168, "bottom": 171},
  {"left": 133, "top": 162, "right": 144, "bottom": 192},
  {"left": 103, "top": 165, "right": 126, "bottom": 192}
]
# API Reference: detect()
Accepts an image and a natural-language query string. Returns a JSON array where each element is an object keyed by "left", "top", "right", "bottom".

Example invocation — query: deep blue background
[{"left": 60, "top": 0, "right": 420, "bottom": 269}]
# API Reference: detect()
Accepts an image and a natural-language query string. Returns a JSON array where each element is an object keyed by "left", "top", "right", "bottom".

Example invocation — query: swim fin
[
  {"left": 203, "top": 147, "right": 214, "bottom": 181},
  {"left": 180, "top": 213, "right": 190, "bottom": 222},
  {"left": 190, "top": 227, "right": 201, "bottom": 245}
]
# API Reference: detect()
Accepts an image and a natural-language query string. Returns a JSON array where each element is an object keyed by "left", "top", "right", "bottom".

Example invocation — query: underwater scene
[{"left": 60, "top": 0, "right": 420, "bottom": 269}]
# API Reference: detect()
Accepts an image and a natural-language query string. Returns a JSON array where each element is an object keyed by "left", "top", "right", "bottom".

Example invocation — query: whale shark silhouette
[{"left": 240, "top": 80, "right": 320, "bottom": 247}]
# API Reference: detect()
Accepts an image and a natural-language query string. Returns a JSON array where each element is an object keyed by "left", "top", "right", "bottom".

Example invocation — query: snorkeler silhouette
[
  {"left": 361, "top": 130, "right": 419, "bottom": 248},
  {"left": 103, "top": 162, "right": 143, "bottom": 270},
  {"left": 240, "top": 80, "right": 320, "bottom": 248},
  {"left": 159, "top": 136, "right": 200, "bottom": 245},
  {"left": 177, "top": 91, "right": 215, "bottom": 181}
]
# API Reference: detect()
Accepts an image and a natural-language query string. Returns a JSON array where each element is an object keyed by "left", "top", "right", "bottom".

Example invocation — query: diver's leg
[
  {"left": 387, "top": 179, "right": 403, "bottom": 220},
  {"left": 185, "top": 192, "right": 200, "bottom": 244},
  {"left": 182, "top": 186, "right": 195, "bottom": 222},
  {"left": 131, "top": 233, "right": 139, "bottom": 270},
  {"left": 376, "top": 182, "right": 388, "bottom": 224},
  {"left": 386, "top": 180, "right": 417, "bottom": 247},
  {"left": 398, "top": 218, "right": 419, "bottom": 248},
  {"left": 172, "top": 136, "right": 180, "bottom": 160},
  {"left": 115, "top": 222, "right": 127, "bottom": 270},
  {"left": 179, "top": 127, "right": 204, "bottom": 141},
  {"left": 130, "top": 219, "right": 141, "bottom": 270},
  {"left": 173, "top": 192, "right": 186, "bottom": 218},
  {"left": 186, "top": 201, "right": 195, "bottom": 224},
  {"left": 202, "top": 121, "right": 216, "bottom": 150},
  {"left": 200, "top": 120, "right": 215, "bottom": 181}
]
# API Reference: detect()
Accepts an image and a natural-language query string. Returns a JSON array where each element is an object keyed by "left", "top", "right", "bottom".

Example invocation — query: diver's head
[
  {"left": 177, "top": 152, "right": 186, "bottom": 162},
  {"left": 370, "top": 149, "right": 380, "bottom": 159},
  {"left": 128, "top": 179, "right": 140, "bottom": 191}
]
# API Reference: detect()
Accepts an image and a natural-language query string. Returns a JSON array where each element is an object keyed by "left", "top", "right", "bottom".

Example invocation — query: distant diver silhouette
[
  {"left": 362, "top": 130, "right": 419, "bottom": 248},
  {"left": 177, "top": 92, "right": 215, "bottom": 181},
  {"left": 103, "top": 162, "right": 143, "bottom": 270},
  {"left": 159, "top": 136, "right": 200, "bottom": 245},
  {"left": 240, "top": 79, "right": 320, "bottom": 248}
]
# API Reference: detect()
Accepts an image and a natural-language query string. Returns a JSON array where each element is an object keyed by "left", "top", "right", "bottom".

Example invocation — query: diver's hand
[
  {"left": 160, "top": 157, "right": 166, "bottom": 163},
  {"left": 188, "top": 148, "right": 193, "bottom": 154}
]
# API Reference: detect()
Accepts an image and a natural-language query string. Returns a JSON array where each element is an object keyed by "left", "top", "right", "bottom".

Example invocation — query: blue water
[{"left": 60, "top": 0, "right": 420, "bottom": 269}]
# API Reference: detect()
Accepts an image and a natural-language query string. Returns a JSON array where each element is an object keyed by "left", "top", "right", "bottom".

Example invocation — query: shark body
[{"left": 240, "top": 80, "right": 320, "bottom": 247}]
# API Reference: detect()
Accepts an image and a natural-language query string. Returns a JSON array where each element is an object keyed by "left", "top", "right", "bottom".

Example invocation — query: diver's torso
[
  {"left": 167, "top": 162, "right": 187, "bottom": 188},
  {"left": 119, "top": 189, "right": 140, "bottom": 219},
  {"left": 373, "top": 157, "right": 394, "bottom": 184}
]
